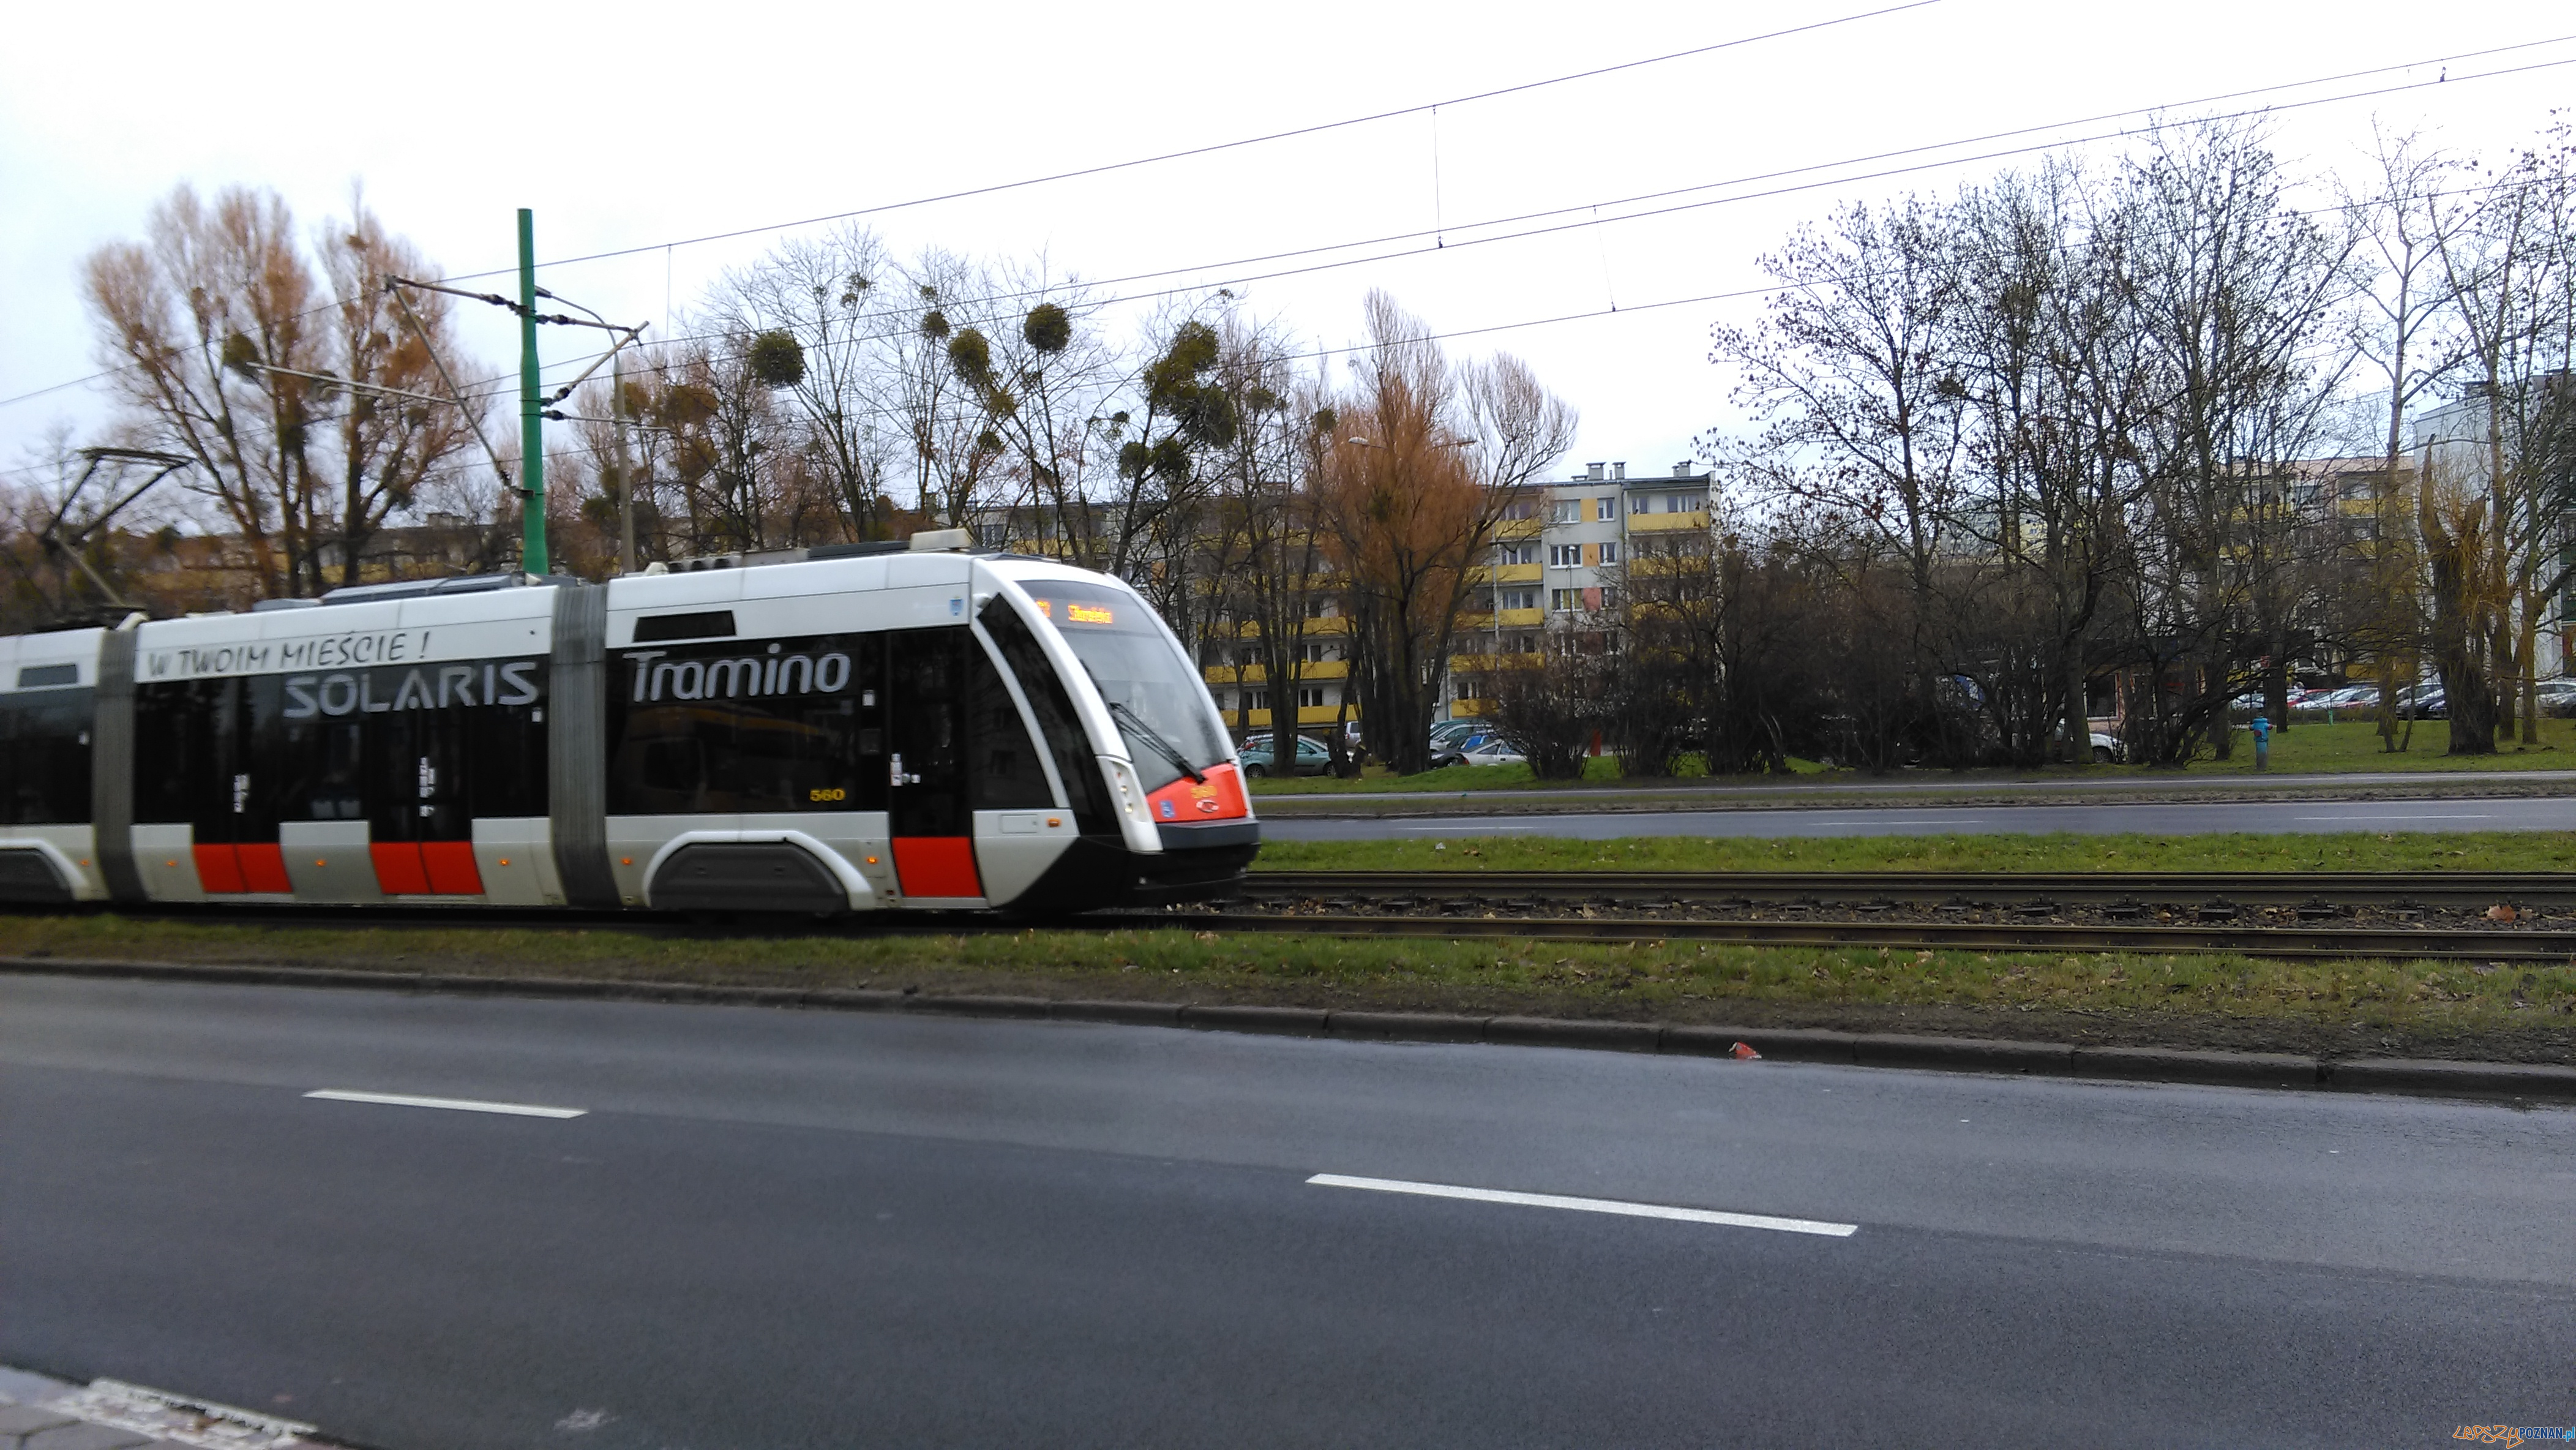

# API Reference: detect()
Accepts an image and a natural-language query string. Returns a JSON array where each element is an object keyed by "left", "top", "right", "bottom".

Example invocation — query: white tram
[{"left": 0, "top": 531, "right": 1259, "bottom": 915}]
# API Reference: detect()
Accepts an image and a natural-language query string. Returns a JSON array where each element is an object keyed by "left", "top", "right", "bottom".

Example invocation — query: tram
[{"left": 0, "top": 530, "right": 1257, "bottom": 915}]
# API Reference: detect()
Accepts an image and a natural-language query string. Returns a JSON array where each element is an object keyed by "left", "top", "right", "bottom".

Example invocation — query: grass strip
[
  {"left": 4, "top": 912, "right": 2570, "bottom": 1064},
  {"left": 1254, "top": 830, "right": 2576, "bottom": 874}
]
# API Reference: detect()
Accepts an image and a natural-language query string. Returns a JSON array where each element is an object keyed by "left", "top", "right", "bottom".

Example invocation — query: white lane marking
[
  {"left": 2291, "top": 813, "right": 2496, "bottom": 821},
  {"left": 1308, "top": 1173, "right": 1857, "bottom": 1238},
  {"left": 305, "top": 1089, "right": 586, "bottom": 1119}
]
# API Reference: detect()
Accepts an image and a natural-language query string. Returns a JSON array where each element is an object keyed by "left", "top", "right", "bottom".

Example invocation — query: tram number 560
[{"left": 809, "top": 787, "right": 848, "bottom": 803}]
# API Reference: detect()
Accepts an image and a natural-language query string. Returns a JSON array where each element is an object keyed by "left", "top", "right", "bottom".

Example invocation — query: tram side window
[
  {"left": 967, "top": 634, "right": 1051, "bottom": 811},
  {"left": 979, "top": 598, "right": 1111, "bottom": 832},
  {"left": 133, "top": 680, "right": 236, "bottom": 824},
  {"left": 468, "top": 663, "right": 549, "bottom": 819},
  {"left": 0, "top": 688, "right": 95, "bottom": 824},
  {"left": 140, "top": 662, "right": 550, "bottom": 833},
  {"left": 607, "top": 634, "right": 881, "bottom": 815},
  {"left": 275, "top": 713, "right": 365, "bottom": 821}
]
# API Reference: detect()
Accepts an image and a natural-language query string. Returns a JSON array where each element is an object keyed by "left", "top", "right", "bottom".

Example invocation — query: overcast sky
[{"left": 4, "top": 0, "right": 2570, "bottom": 500}]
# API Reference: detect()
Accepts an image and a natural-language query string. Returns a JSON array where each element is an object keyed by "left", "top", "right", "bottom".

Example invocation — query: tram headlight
[{"left": 1106, "top": 758, "right": 1148, "bottom": 821}]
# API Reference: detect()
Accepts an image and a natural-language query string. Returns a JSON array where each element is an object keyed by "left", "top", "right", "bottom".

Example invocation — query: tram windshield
[{"left": 1027, "top": 587, "right": 1227, "bottom": 791}]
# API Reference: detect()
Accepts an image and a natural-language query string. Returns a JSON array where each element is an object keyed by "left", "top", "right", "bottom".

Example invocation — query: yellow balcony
[
  {"left": 1216, "top": 704, "right": 1364, "bottom": 732},
  {"left": 1494, "top": 519, "right": 1544, "bottom": 540},
  {"left": 1627, "top": 511, "right": 1710, "bottom": 533},
  {"left": 1201, "top": 658, "right": 1351, "bottom": 688}
]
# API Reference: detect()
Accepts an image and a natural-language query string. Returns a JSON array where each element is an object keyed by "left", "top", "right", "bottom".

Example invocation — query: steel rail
[
  {"left": 9, "top": 889, "right": 2563, "bottom": 962},
  {"left": 1165, "top": 911, "right": 2576, "bottom": 962},
  {"left": 1239, "top": 870, "right": 2576, "bottom": 909}
]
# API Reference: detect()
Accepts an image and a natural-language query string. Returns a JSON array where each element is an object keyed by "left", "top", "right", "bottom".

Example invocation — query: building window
[
  {"left": 1550, "top": 588, "right": 1582, "bottom": 612},
  {"left": 1245, "top": 690, "right": 1269, "bottom": 711},
  {"left": 1597, "top": 495, "right": 1617, "bottom": 521},
  {"left": 1497, "top": 540, "right": 1537, "bottom": 565},
  {"left": 1298, "top": 687, "right": 1327, "bottom": 710},
  {"left": 1549, "top": 499, "right": 1580, "bottom": 525},
  {"left": 1666, "top": 492, "right": 1707, "bottom": 514},
  {"left": 1548, "top": 543, "right": 1582, "bottom": 568},
  {"left": 1300, "top": 641, "right": 1336, "bottom": 664},
  {"left": 1497, "top": 588, "right": 1537, "bottom": 611},
  {"left": 1598, "top": 541, "right": 1620, "bottom": 565},
  {"left": 1501, "top": 499, "right": 1537, "bottom": 521},
  {"left": 1630, "top": 494, "right": 1653, "bottom": 514}
]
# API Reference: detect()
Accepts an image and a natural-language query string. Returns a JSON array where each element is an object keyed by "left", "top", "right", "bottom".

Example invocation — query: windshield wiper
[{"left": 1109, "top": 701, "right": 1205, "bottom": 785}]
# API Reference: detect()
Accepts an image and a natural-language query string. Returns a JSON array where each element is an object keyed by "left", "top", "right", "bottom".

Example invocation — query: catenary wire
[
  {"left": 7, "top": 42, "right": 2564, "bottom": 489},
  {"left": 0, "top": 4, "right": 1937, "bottom": 416},
  {"left": 438, "top": 2, "right": 1951, "bottom": 284},
  {"left": 489, "top": 49, "right": 2576, "bottom": 400},
  {"left": 5, "top": 28, "right": 2564, "bottom": 421},
  {"left": 4, "top": 145, "right": 2542, "bottom": 502}
]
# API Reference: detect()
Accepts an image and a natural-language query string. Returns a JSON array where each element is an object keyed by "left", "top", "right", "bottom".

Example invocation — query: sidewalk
[{"left": 0, "top": 1368, "right": 322, "bottom": 1450}]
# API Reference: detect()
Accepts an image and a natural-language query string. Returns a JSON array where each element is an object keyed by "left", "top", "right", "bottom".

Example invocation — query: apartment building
[
  {"left": 1191, "top": 456, "right": 1713, "bottom": 735},
  {"left": 1450, "top": 459, "right": 1712, "bottom": 719}
]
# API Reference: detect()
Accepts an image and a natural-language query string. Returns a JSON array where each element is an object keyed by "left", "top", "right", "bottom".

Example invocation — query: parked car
[
  {"left": 1428, "top": 719, "right": 1491, "bottom": 750},
  {"left": 1433, "top": 737, "right": 1528, "bottom": 769},
  {"left": 1238, "top": 732, "right": 1332, "bottom": 777},
  {"left": 2394, "top": 686, "right": 2446, "bottom": 719},
  {"left": 2087, "top": 731, "right": 2122, "bottom": 764}
]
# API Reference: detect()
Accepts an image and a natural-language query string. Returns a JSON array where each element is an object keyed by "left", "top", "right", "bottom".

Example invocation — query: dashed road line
[
  {"left": 305, "top": 1089, "right": 586, "bottom": 1119},
  {"left": 1307, "top": 1173, "right": 1857, "bottom": 1237}
]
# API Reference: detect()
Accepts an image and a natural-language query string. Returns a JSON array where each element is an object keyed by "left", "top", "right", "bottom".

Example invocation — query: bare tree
[{"left": 1319, "top": 292, "right": 1573, "bottom": 773}]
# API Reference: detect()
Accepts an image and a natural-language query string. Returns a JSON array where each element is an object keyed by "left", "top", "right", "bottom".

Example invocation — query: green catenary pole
[{"left": 516, "top": 207, "right": 546, "bottom": 575}]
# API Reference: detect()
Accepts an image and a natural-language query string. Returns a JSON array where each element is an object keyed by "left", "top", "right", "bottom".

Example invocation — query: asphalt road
[
  {"left": 1264, "top": 793, "right": 2576, "bottom": 841},
  {"left": 6, "top": 975, "right": 2572, "bottom": 1448}
]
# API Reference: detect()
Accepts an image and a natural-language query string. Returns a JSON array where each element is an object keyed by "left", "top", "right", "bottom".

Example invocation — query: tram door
[
  {"left": 368, "top": 696, "right": 484, "bottom": 896},
  {"left": 133, "top": 677, "right": 290, "bottom": 893},
  {"left": 886, "top": 628, "right": 982, "bottom": 899}
]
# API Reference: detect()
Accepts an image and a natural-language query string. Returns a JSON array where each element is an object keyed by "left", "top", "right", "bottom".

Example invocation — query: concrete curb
[{"left": 7, "top": 954, "right": 2574, "bottom": 1104}]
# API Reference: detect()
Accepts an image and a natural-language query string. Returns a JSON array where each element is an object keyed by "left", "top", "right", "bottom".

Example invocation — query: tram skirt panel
[{"left": 893, "top": 837, "right": 981, "bottom": 901}]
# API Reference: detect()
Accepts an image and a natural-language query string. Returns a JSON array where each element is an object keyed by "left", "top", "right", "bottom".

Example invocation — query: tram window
[
  {"left": 967, "top": 634, "right": 1051, "bottom": 811},
  {"left": 0, "top": 687, "right": 94, "bottom": 824},
  {"left": 133, "top": 680, "right": 234, "bottom": 825},
  {"left": 276, "top": 716, "right": 365, "bottom": 821},
  {"left": 607, "top": 633, "right": 878, "bottom": 815},
  {"left": 634, "top": 610, "right": 736, "bottom": 643},
  {"left": 137, "top": 658, "right": 549, "bottom": 835},
  {"left": 468, "top": 662, "right": 550, "bottom": 819},
  {"left": 979, "top": 597, "right": 1111, "bottom": 833}
]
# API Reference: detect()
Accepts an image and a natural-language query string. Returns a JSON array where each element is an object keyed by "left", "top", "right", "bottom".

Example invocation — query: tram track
[
  {"left": 15, "top": 865, "right": 2576, "bottom": 965},
  {"left": 1235, "top": 869, "right": 2576, "bottom": 911},
  {"left": 1181, "top": 868, "right": 2576, "bottom": 963},
  {"left": 1150, "top": 910, "right": 2576, "bottom": 963}
]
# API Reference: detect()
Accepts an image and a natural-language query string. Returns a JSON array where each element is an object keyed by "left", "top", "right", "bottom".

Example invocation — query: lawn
[
  {"left": 1253, "top": 830, "right": 2576, "bottom": 874},
  {"left": 1247, "top": 719, "right": 2576, "bottom": 794},
  {"left": 2, "top": 912, "right": 2569, "bottom": 1061},
  {"left": 2174, "top": 716, "right": 2576, "bottom": 774}
]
